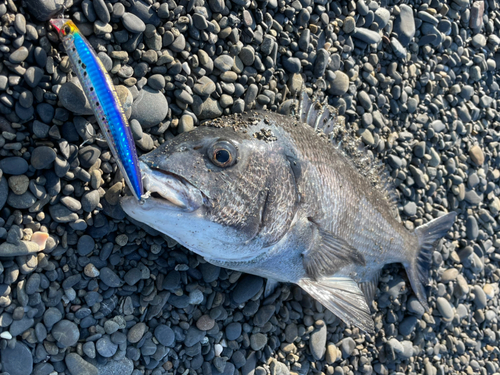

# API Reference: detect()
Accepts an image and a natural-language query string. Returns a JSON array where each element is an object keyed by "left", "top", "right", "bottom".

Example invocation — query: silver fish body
[{"left": 121, "top": 104, "right": 456, "bottom": 332}]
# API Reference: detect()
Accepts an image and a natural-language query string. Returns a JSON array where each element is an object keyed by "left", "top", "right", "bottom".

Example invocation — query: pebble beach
[{"left": 0, "top": 0, "right": 499, "bottom": 374}]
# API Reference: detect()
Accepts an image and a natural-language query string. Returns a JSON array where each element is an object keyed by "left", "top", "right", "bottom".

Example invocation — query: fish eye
[
  {"left": 208, "top": 140, "right": 237, "bottom": 168},
  {"left": 63, "top": 25, "right": 71, "bottom": 35}
]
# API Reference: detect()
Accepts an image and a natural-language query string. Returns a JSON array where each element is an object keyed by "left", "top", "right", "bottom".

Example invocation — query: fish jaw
[{"left": 139, "top": 161, "right": 204, "bottom": 210}]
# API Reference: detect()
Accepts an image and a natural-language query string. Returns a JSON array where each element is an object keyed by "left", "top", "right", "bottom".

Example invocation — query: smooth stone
[
  {"left": 192, "top": 96, "right": 223, "bottom": 120},
  {"left": 122, "top": 12, "right": 146, "bottom": 33},
  {"left": 469, "top": 145, "right": 484, "bottom": 165},
  {"left": 65, "top": 353, "right": 98, "bottom": 375},
  {"left": 309, "top": 321, "right": 327, "bottom": 360},
  {"left": 340, "top": 337, "right": 355, "bottom": 358},
  {"left": 96, "top": 335, "right": 118, "bottom": 357},
  {"left": 130, "top": 87, "right": 168, "bottom": 128},
  {"left": 328, "top": 71, "right": 349, "bottom": 96},
  {"left": 128, "top": 322, "right": 146, "bottom": 343},
  {"left": 154, "top": 324, "right": 175, "bottom": 347},
  {"left": 394, "top": 4, "right": 416, "bottom": 46},
  {"left": 214, "top": 55, "right": 234, "bottom": 72},
  {"left": 1, "top": 342, "right": 33, "bottom": 375},
  {"left": 232, "top": 275, "right": 263, "bottom": 304},
  {"left": 49, "top": 204, "right": 79, "bottom": 223},
  {"left": 31, "top": 146, "right": 56, "bottom": 169},
  {"left": 52, "top": 320, "right": 80, "bottom": 347},
  {"left": 436, "top": 297, "right": 454, "bottom": 320},
  {"left": 59, "top": 80, "right": 94, "bottom": 115},
  {"left": 225, "top": 322, "right": 242, "bottom": 341},
  {"left": 352, "top": 27, "right": 381, "bottom": 44},
  {"left": 7, "top": 191, "right": 36, "bottom": 209},
  {"left": 250, "top": 333, "right": 267, "bottom": 351},
  {"left": 0, "top": 241, "right": 40, "bottom": 257},
  {"left": 100, "top": 267, "right": 122, "bottom": 287},
  {"left": 79, "top": 145, "right": 101, "bottom": 168},
  {"left": 94, "top": 358, "right": 133, "bottom": 375},
  {"left": 0, "top": 157, "right": 29, "bottom": 175}
]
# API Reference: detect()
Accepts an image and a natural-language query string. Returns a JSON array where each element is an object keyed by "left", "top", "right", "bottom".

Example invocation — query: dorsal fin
[{"left": 281, "top": 92, "right": 400, "bottom": 221}]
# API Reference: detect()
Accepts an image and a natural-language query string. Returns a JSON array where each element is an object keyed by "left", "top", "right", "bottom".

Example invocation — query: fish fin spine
[{"left": 405, "top": 211, "right": 457, "bottom": 310}]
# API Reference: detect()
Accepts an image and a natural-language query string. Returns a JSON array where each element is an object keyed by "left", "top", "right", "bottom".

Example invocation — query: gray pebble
[
  {"left": 122, "top": 12, "right": 146, "bottom": 33},
  {"left": 154, "top": 324, "right": 175, "bottom": 347},
  {"left": 436, "top": 297, "right": 454, "bottom": 320},
  {"left": 100, "top": 267, "right": 122, "bottom": 287},
  {"left": 309, "top": 321, "right": 327, "bottom": 360},
  {"left": 1, "top": 342, "right": 33, "bottom": 375},
  {"left": 65, "top": 353, "right": 98, "bottom": 375},
  {"left": 232, "top": 275, "right": 263, "bottom": 304},
  {"left": 1, "top": 157, "right": 29, "bottom": 175},
  {"left": 128, "top": 322, "right": 146, "bottom": 343},
  {"left": 131, "top": 87, "right": 168, "bottom": 128},
  {"left": 52, "top": 320, "right": 80, "bottom": 347},
  {"left": 96, "top": 335, "right": 118, "bottom": 357}
]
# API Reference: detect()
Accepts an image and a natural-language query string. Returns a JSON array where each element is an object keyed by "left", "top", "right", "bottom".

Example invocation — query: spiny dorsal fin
[
  {"left": 286, "top": 92, "right": 400, "bottom": 221},
  {"left": 299, "top": 276, "right": 374, "bottom": 333}
]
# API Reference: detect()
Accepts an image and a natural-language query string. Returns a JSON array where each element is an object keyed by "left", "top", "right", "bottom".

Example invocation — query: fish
[
  {"left": 50, "top": 18, "right": 143, "bottom": 200},
  {"left": 121, "top": 94, "right": 457, "bottom": 332}
]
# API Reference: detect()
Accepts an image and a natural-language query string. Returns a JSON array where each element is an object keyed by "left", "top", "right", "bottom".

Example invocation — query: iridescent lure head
[{"left": 50, "top": 19, "right": 78, "bottom": 39}]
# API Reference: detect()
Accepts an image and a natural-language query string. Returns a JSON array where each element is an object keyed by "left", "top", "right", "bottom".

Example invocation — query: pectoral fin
[
  {"left": 302, "top": 226, "right": 365, "bottom": 280},
  {"left": 299, "top": 276, "right": 374, "bottom": 333}
]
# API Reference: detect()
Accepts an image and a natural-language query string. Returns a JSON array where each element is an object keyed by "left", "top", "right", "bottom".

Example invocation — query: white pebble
[
  {"left": 0, "top": 332, "right": 12, "bottom": 339},
  {"left": 214, "top": 343, "right": 223, "bottom": 356}
]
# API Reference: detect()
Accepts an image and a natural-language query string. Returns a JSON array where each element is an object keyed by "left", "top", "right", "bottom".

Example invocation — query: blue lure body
[{"left": 50, "top": 19, "right": 143, "bottom": 200}]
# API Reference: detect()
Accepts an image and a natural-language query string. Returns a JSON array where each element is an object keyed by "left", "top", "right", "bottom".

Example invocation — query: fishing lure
[{"left": 50, "top": 18, "right": 143, "bottom": 200}]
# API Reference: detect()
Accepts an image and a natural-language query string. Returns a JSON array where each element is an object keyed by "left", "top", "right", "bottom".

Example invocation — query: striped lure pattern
[{"left": 50, "top": 19, "right": 143, "bottom": 200}]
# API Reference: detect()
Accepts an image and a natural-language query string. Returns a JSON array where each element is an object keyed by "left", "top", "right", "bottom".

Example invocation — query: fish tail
[{"left": 405, "top": 212, "right": 457, "bottom": 309}]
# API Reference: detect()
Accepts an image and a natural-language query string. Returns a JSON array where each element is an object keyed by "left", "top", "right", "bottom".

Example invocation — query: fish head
[{"left": 121, "top": 122, "right": 299, "bottom": 261}]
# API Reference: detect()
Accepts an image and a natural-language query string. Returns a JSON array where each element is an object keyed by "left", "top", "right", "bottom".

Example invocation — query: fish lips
[{"left": 139, "top": 161, "right": 205, "bottom": 211}]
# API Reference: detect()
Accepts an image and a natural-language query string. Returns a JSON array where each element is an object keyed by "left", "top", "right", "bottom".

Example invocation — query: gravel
[{"left": 1, "top": 0, "right": 500, "bottom": 374}]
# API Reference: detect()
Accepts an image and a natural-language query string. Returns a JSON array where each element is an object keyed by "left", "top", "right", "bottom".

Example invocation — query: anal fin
[{"left": 299, "top": 276, "right": 374, "bottom": 333}]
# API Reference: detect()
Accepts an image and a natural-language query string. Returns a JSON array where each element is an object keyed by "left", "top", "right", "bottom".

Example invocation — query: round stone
[
  {"left": 154, "top": 324, "right": 175, "bottom": 346},
  {"left": 329, "top": 71, "right": 349, "bottom": 96},
  {"left": 196, "top": 315, "right": 215, "bottom": 331},
  {"left": 52, "top": 320, "right": 80, "bottom": 347},
  {"left": 31, "top": 146, "right": 56, "bottom": 169},
  {"left": 1, "top": 342, "right": 33, "bottom": 375},
  {"left": 96, "top": 335, "right": 118, "bottom": 357},
  {"left": 128, "top": 322, "right": 147, "bottom": 343},
  {"left": 130, "top": 86, "right": 168, "bottom": 128},
  {"left": 122, "top": 12, "right": 146, "bottom": 33}
]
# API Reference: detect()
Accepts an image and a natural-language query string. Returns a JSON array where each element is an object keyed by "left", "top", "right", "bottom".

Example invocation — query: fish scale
[{"left": 50, "top": 19, "right": 143, "bottom": 200}]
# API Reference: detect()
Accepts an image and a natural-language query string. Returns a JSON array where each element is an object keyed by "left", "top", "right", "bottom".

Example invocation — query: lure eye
[
  {"left": 63, "top": 25, "right": 71, "bottom": 35},
  {"left": 208, "top": 140, "right": 237, "bottom": 168}
]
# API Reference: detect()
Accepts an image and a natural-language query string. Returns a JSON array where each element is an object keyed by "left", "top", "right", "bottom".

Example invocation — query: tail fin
[{"left": 405, "top": 212, "right": 457, "bottom": 309}]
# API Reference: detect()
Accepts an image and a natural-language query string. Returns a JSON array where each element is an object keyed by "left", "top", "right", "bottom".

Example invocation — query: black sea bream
[{"left": 121, "top": 97, "right": 456, "bottom": 332}]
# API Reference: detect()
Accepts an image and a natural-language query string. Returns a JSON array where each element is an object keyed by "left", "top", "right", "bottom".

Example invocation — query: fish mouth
[{"left": 141, "top": 161, "right": 205, "bottom": 211}]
